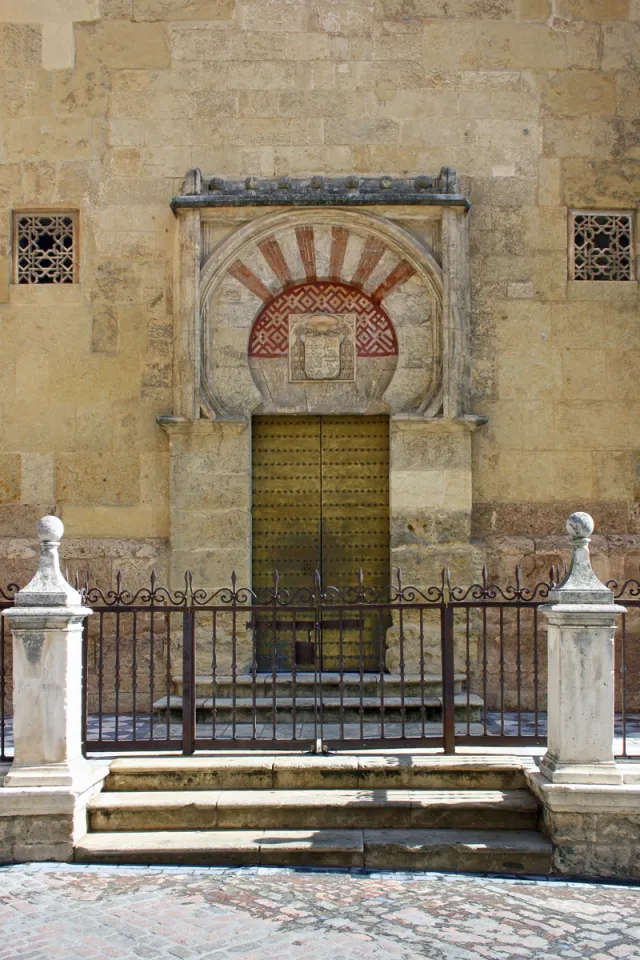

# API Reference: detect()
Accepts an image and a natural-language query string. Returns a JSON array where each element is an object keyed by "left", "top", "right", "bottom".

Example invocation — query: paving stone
[{"left": 0, "top": 865, "right": 639, "bottom": 960}]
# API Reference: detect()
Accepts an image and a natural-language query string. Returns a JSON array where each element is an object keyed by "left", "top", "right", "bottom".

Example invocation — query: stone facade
[{"left": 0, "top": 0, "right": 639, "bottom": 611}]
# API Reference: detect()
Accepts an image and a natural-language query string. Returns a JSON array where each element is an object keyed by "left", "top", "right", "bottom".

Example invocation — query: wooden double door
[{"left": 252, "top": 415, "right": 390, "bottom": 671}]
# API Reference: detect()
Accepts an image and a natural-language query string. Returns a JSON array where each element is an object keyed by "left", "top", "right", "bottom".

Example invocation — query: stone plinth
[
  {"left": 0, "top": 516, "right": 105, "bottom": 862},
  {"left": 539, "top": 512, "right": 625, "bottom": 786}
]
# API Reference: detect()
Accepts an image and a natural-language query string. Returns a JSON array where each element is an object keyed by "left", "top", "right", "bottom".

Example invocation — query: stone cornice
[{"left": 171, "top": 169, "right": 471, "bottom": 212}]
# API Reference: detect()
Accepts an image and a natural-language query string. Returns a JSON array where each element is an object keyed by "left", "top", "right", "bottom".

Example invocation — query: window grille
[
  {"left": 13, "top": 212, "right": 78, "bottom": 284},
  {"left": 570, "top": 210, "right": 635, "bottom": 281}
]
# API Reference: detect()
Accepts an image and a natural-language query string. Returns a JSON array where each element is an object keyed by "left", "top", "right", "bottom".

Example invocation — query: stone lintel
[
  {"left": 158, "top": 414, "right": 487, "bottom": 434},
  {"left": 171, "top": 170, "right": 470, "bottom": 213}
]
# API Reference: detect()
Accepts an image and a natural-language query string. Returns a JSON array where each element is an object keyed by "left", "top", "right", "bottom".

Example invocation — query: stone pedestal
[
  {"left": 0, "top": 516, "right": 105, "bottom": 862},
  {"left": 539, "top": 512, "right": 625, "bottom": 785}
]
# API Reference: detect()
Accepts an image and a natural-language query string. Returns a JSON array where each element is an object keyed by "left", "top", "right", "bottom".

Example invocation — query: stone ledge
[
  {"left": 171, "top": 170, "right": 471, "bottom": 211},
  {"left": 0, "top": 766, "right": 107, "bottom": 818},
  {"left": 527, "top": 771, "right": 640, "bottom": 812}
]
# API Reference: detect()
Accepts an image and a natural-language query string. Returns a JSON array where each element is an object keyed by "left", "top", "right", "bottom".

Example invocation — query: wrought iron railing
[
  {"left": 1, "top": 570, "right": 637, "bottom": 760},
  {"left": 80, "top": 566, "right": 556, "bottom": 755},
  {"left": 0, "top": 583, "right": 18, "bottom": 762},
  {"left": 608, "top": 576, "right": 640, "bottom": 760}
]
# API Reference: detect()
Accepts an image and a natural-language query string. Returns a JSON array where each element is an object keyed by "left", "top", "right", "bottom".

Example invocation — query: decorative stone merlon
[
  {"left": 540, "top": 512, "right": 625, "bottom": 786},
  {"left": 170, "top": 169, "right": 471, "bottom": 211}
]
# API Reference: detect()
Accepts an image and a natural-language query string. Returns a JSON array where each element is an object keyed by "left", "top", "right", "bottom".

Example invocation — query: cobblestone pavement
[{"left": 0, "top": 865, "right": 639, "bottom": 960}]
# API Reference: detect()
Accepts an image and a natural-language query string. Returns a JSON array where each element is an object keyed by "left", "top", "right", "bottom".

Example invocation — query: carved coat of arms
[{"left": 289, "top": 314, "right": 356, "bottom": 382}]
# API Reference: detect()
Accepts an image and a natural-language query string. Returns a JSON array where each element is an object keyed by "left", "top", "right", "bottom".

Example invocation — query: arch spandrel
[{"left": 198, "top": 208, "right": 444, "bottom": 419}]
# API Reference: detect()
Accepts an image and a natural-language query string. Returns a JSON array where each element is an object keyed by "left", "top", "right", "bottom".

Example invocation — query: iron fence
[
  {"left": 78, "top": 567, "right": 559, "bottom": 755},
  {"left": 0, "top": 583, "right": 18, "bottom": 762},
  {"left": 608, "top": 576, "right": 640, "bottom": 760},
  {"left": 1, "top": 571, "right": 638, "bottom": 759}
]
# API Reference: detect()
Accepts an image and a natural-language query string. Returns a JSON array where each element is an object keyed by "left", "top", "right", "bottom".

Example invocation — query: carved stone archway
[{"left": 163, "top": 172, "right": 482, "bottom": 619}]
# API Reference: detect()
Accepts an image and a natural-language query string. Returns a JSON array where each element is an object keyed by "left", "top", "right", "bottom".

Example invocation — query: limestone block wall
[{"left": 0, "top": 0, "right": 639, "bottom": 613}]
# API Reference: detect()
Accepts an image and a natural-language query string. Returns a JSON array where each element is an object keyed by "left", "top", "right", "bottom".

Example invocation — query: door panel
[
  {"left": 252, "top": 416, "right": 321, "bottom": 592},
  {"left": 321, "top": 416, "right": 390, "bottom": 590},
  {"left": 320, "top": 416, "right": 389, "bottom": 671},
  {"left": 252, "top": 415, "right": 390, "bottom": 672}
]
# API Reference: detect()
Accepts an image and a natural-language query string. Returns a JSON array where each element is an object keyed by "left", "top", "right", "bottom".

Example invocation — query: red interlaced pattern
[{"left": 248, "top": 280, "right": 398, "bottom": 359}]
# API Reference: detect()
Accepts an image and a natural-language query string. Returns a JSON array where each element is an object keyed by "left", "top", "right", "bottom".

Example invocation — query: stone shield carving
[{"left": 289, "top": 314, "right": 356, "bottom": 382}]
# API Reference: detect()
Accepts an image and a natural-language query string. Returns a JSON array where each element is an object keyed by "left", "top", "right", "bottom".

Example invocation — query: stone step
[
  {"left": 105, "top": 755, "right": 530, "bottom": 793},
  {"left": 172, "top": 674, "right": 466, "bottom": 699},
  {"left": 152, "top": 693, "right": 484, "bottom": 723},
  {"left": 88, "top": 788, "right": 540, "bottom": 833},
  {"left": 76, "top": 828, "right": 553, "bottom": 874}
]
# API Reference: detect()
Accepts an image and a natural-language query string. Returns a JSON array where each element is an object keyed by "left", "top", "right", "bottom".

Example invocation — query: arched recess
[{"left": 198, "top": 208, "right": 444, "bottom": 420}]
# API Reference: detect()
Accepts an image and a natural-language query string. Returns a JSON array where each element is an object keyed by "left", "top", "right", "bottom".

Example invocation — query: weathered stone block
[
  {"left": 0, "top": 25, "right": 41, "bottom": 68},
  {"left": 541, "top": 71, "right": 616, "bottom": 118},
  {"left": 497, "top": 346, "right": 561, "bottom": 401},
  {"left": 477, "top": 23, "right": 565, "bottom": 69},
  {"left": 42, "top": 23, "right": 76, "bottom": 71},
  {"left": 604, "top": 349, "right": 640, "bottom": 402},
  {"left": 100, "top": 0, "right": 133, "bottom": 16},
  {"left": 0, "top": 258, "right": 9, "bottom": 303},
  {"left": 562, "top": 158, "right": 640, "bottom": 207},
  {"left": 133, "top": 0, "right": 235, "bottom": 19},
  {"left": 169, "top": 23, "right": 232, "bottom": 61},
  {"left": 566, "top": 20, "right": 601, "bottom": 69},
  {"left": 75, "top": 22, "right": 170, "bottom": 69},
  {"left": 422, "top": 22, "right": 477, "bottom": 70},
  {"left": 518, "top": 0, "right": 551, "bottom": 17},
  {"left": 557, "top": 0, "right": 629, "bottom": 20},
  {"left": 4, "top": 117, "right": 95, "bottom": 162},
  {"left": 544, "top": 116, "right": 621, "bottom": 159},
  {"left": 537, "top": 158, "right": 562, "bottom": 206},
  {"left": 91, "top": 304, "right": 120, "bottom": 353},
  {"left": 566, "top": 280, "right": 639, "bottom": 302},
  {"left": 0, "top": 455, "right": 21, "bottom": 504},
  {"left": 241, "top": 1, "right": 305, "bottom": 31},
  {"left": 553, "top": 842, "right": 634, "bottom": 879},
  {"left": 325, "top": 118, "right": 399, "bottom": 144},
  {"left": 54, "top": 453, "right": 140, "bottom": 506},
  {"left": 602, "top": 21, "right": 640, "bottom": 69},
  {"left": 545, "top": 811, "right": 599, "bottom": 843},
  {"left": 616, "top": 70, "right": 640, "bottom": 119},
  {"left": 1, "top": 0, "right": 99, "bottom": 19},
  {"left": 386, "top": 0, "right": 515, "bottom": 18},
  {"left": 522, "top": 206, "right": 567, "bottom": 252},
  {"left": 21, "top": 453, "right": 55, "bottom": 504}
]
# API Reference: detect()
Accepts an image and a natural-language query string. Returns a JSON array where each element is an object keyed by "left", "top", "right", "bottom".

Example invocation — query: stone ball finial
[
  {"left": 567, "top": 511, "right": 594, "bottom": 540},
  {"left": 37, "top": 515, "right": 64, "bottom": 543}
]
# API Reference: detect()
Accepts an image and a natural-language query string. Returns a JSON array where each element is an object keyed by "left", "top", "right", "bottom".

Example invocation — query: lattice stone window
[
  {"left": 13, "top": 212, "right": 78, "bottom": 284},
  {"left": 570, "top": 210, "right": 635, "bottom": 281}
]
